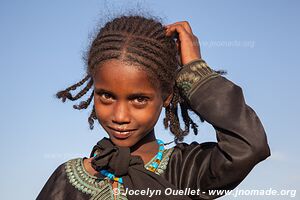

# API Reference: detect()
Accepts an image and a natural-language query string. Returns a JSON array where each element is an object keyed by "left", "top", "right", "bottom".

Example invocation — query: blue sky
[{"left": 0, "top": 0, "right": 299, "bottom": 199}]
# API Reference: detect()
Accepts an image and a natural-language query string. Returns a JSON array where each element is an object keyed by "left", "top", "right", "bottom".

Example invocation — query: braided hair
[{"left": 56, "top": 15, "right": 202, "bottom": 143}]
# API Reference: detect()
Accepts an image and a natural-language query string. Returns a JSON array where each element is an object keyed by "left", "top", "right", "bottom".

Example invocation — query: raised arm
[
  {"left": 163, "top": 22, "right": 270, "bottom": 199},
  {"left": 165, "top": 59, "right": 270, "bottom": 198}
]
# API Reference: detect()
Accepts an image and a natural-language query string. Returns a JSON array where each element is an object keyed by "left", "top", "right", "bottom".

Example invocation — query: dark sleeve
[
  {"left": 37, "top": 163, "right": 90, "bottom": 200},
  {"left": 161, "top": 59, "right": 271, "bottom": 199}
]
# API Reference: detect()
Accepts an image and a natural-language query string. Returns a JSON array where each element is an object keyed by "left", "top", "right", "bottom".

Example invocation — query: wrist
[{"left": 176, "top": 59, "right": 219, "bottom": 98}]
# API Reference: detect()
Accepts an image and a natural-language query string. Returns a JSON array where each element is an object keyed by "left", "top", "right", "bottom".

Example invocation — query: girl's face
[{"left": 93, "top": 59, "right": 171, "bottom": 147}]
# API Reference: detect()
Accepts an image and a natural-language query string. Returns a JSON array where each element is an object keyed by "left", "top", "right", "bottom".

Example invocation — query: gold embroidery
[
  {"left": 176, "top": 59, "right": 220, "bottom": 98},
  {"left": 65, "top": 147, "right": 174, "bottom": 200}
]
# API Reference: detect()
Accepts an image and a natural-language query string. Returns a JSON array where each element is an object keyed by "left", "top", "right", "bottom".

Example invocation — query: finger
[
  {"left": 165, "top": 21, "right": 193, "bottom": 34},
  {"left": 172, "top": 21, "right": 193, "bottom": 34},
  {"left": 175, "top": 39, "right": 179, "bottom": 49},
  {"left": 165, "top": 24, "right": 191, "bottom": 42},
  {"left": 176, "top": 40, "right": 181, "bottom": 52}
]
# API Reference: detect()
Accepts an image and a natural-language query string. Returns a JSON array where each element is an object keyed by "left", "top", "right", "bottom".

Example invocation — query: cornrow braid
[{"left": 57, "top": 15, "right": 205, "bottom": 142}]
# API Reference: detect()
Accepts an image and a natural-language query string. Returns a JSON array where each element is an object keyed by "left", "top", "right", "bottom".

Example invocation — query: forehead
[{"left": 93, "top": 60, "right": 160, "bottom": 93}]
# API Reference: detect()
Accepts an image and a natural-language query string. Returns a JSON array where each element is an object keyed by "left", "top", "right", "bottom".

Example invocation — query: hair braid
[
  {"left": 56, "top": 75, "right": 91, "bottom": 102},
  {"left": 180, "top": 101, "right": 199, "bottom": 135},
  {"left": 164, "top": 87, "right": 195, "bottom": 143},
  {"left": 73, "top": 90, "right": 94, "bottom": 110},
  {"left": 88, "top": 105, "right": 97, "bottom": 129}
]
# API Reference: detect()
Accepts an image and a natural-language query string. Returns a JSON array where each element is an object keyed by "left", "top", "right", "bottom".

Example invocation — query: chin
[{"left": 110, "top": 137, "right": 136, "bottom": 148}]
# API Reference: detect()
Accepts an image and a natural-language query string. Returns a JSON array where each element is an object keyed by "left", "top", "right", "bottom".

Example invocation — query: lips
[{"left": 108, "top": 126, "right": 137, "bottom": 139}]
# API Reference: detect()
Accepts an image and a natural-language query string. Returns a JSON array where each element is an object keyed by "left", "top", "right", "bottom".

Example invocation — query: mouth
[{"left": 108, "top": 127, "right": 137, "bottom": 139}]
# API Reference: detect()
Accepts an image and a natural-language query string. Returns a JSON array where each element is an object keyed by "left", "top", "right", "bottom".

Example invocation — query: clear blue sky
[{"left": 0, "top": 0, "right": 299, "bottom": 199}]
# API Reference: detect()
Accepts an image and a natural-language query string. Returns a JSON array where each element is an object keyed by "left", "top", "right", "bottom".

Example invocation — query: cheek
[
  {"left": 134, "top": 104, "right": 163, "bottom": 127},
  {"left": 94, "top": 103, "right": 111, "bottom": 122}
]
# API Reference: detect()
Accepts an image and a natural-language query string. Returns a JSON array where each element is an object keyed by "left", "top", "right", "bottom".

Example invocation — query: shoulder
[
  {"left": 41, "top": 161, "right": 68, "bottom": 185},
  {"left": 173, "top": 141, "right": 217, "bottom": 153},
  {"left": 166, "top": 141, "right": 218, "bottom": 165},
  {"left": 37, "top": 158, "right": 93, "bottom": 199}
]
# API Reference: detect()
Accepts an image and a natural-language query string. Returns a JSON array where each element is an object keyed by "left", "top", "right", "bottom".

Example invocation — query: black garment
[
  {"left": 161, "top": 76, "right": 270, "bottom": 199},
  {"left": 90, "top": 137, "right": 191, "bottom": 200},
  {"left": 37, "top": 60, "right": 270, "bottom": 200}
]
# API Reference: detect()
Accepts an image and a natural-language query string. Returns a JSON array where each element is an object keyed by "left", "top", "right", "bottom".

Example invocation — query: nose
[{"left": 112, "top": 101, "right": 131, "bottom": 124}]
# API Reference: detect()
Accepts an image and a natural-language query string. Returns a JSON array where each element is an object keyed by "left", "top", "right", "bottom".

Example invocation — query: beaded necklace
[{"left": 94, "top": 139, "right": 165, "bottom": 184}]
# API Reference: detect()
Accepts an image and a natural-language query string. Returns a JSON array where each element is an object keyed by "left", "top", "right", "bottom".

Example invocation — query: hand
[{"left": 165, "top": 21, "right": 201, "bottom": 65}]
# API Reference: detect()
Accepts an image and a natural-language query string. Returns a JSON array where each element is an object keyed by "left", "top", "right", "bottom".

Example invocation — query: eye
[
  {"left": 133, "top": 96, "right": 149, "bottom": 105},
  {"left": 98, "top": 92, "right": 114, "bottom": 103},
  {"left": 101, "top": 93, "right": 112, "bottom": 99}
]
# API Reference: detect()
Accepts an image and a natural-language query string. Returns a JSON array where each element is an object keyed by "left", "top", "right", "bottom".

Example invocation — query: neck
[{"left": 130, "top": 129, "right": 158, "bottom": 156}]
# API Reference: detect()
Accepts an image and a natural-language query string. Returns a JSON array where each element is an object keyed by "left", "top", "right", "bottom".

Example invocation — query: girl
[{"left": 37, "top": 15, "right": 270, "bottom": 200}]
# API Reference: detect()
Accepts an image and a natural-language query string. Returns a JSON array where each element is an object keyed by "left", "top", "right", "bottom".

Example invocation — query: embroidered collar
[{"left": 65, "top": 148, "right": 174, "bottom": 199}]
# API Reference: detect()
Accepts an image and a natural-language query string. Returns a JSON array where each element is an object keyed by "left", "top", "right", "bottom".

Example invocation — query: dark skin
[
  {"left": 94, "top": 59, "right": 170, "bottom": 160},
  {"left": 83, "top": 21, "right": 201, "bottom": 182}
]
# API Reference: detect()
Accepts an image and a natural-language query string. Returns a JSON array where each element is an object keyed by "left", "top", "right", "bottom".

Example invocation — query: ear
[{"left": 163, "top": 93, "right": 173, "bottom": 107}]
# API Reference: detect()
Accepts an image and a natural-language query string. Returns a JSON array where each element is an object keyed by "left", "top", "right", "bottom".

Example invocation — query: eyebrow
[{"left": 94, "top": 88, "right": 153, "bottom": 97}]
